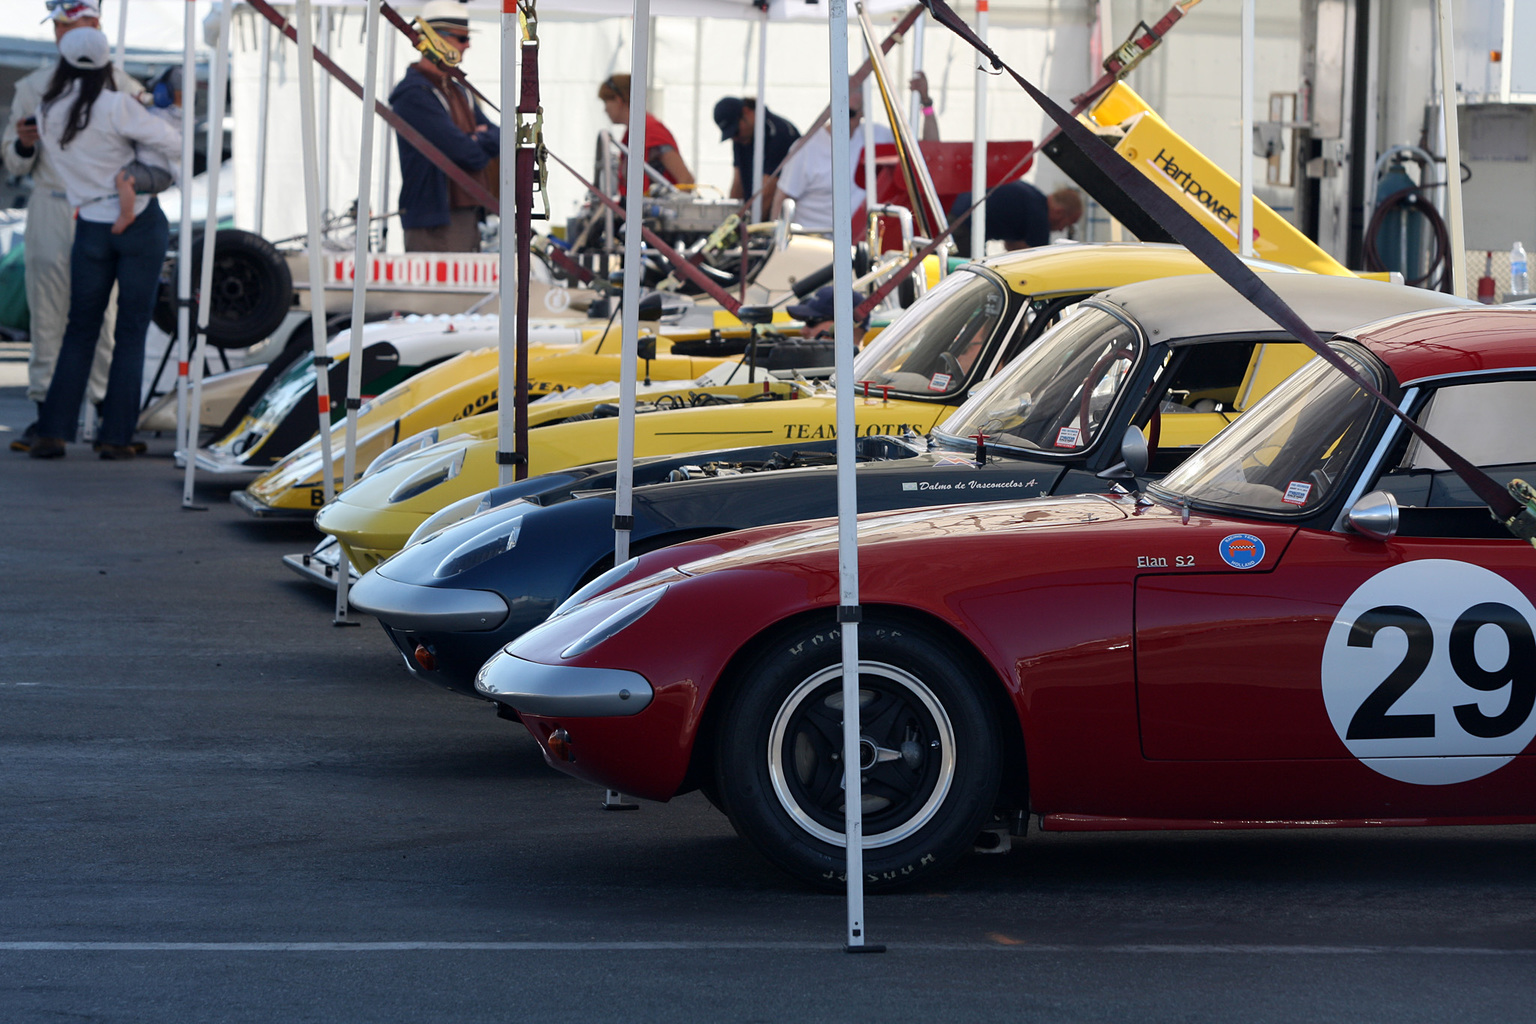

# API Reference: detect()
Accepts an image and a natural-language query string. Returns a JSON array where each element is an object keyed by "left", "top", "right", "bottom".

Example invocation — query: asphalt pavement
[{"left": 1, "top": 378, "right": 1534, "bottom": 1023}]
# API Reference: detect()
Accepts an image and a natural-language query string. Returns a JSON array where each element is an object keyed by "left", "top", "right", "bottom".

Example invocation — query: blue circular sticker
[{"left": 1218, "top": 533, "right": 1265, "bottom": 569}]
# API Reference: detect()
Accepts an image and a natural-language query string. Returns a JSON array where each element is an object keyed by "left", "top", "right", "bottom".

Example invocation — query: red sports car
[{"left": 475, "top": 307, "right": 1536, "bottom": 889}]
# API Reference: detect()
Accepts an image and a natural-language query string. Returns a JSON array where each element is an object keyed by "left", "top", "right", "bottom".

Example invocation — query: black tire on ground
[
  {"left": 154, "top": 229, "right": 293, "bottom": 349},
  {"left": 713, "top": 616, "right": 1002, "bottom": 891}
]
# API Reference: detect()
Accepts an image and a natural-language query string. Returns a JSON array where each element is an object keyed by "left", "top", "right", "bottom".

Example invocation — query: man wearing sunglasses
[
  {"left": 388, "top": 0, "right": 499, "bottom": 252},
  {"left": 5, "top": 0, "right": 144, "bottom": 453}
]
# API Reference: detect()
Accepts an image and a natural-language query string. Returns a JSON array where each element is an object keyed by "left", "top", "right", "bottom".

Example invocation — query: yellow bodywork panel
[{"left": 1087, "top": 83, "right": 1353, "bottom": 278}]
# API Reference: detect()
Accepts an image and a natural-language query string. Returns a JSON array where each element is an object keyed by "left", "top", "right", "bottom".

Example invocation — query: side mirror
[
  {"left": 736, "top": 305, "right": 776, "bottom": 326},
  {"left": 636, "top": 335, "right": 657, "bottom": 362},
  {"left": 1097, "top": 425, "right": 1150, "bottom": 481},
  {"left": 1347, "top": 490, "right": 1399, "bottom": 541}
]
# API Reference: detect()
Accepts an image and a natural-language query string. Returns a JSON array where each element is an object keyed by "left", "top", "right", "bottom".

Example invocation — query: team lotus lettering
[
  {"left": 781, "top": 423, "right": 921, "bottom": 439},
  {"left": 1149, "top": 149, "right": 1237, "bottom": 225},
  {"left": 327, "top": 254, "right": 501, "bottom": 289}
]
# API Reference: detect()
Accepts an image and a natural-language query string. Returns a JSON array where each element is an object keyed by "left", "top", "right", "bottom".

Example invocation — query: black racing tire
[
  {"left": 714, "top": 617, "right": 1001, "bottom": 891},
  {"left": 154, "top": 229, "right": 293, "bottom": 349}
]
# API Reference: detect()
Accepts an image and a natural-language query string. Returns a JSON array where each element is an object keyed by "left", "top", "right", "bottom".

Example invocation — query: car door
[{"left": 1134, "top": 378, "right": 1536, "bottom": 819}]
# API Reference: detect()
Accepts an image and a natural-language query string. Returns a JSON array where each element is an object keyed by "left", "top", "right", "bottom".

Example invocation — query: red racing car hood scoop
[{"left": 677, "top": 494, "right": 1132, "bottom": 577}]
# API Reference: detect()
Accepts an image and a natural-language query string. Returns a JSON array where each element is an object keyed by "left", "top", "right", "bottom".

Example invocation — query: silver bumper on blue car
[
  {"left": 475, "top": 655, "right": 653, "bottom": 717},
  {"left": 349, "top": 569, "right": 510, "bottom": 632}
]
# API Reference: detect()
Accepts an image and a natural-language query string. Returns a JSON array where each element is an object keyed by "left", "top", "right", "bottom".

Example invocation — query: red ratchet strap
[
  {"left": 246, "top": 0, "right": 499, "bottom": 213},
  {"left": 857, "top": 0, "right": 1198, "bottom": 319},
  {"left": 378, "top": 0, "right": 500, "bottom": 113},
  {"left": 546, "top": 150, "right": 744, "bottom": 314},
  {"left": 918, "top": 0, "right": 1528, "bottom": 528}
]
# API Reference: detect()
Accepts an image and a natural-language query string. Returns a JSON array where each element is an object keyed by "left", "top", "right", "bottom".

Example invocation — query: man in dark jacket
[
  {"left": 713, "top": 97, "right": 799, "bottom": 217},
  {"left": 389, "top": 0, "right": 499, "bottom": 251}
]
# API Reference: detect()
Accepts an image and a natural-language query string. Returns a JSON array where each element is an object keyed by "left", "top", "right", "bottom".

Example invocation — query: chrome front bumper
[
  {"left": 348, "top": 568, "right": 509, "bottom": 632},
  {"left": 475, "top": 654, "right": 653, "bottom": 717}
]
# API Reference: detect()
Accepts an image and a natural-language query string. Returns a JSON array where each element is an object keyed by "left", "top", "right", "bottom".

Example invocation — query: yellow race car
[
  {"left": 204, "top": 312, "right": 763, "bottom": 481},
  {"left": 310, "top": 243, "right": 1310, "bottom": 574}
]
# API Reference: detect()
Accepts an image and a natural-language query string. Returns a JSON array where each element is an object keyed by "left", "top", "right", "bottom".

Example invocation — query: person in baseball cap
[
  {"left": 787, "top": 285, "right": 869, "bottom": 345},
  {"left": 413, "top": 0, "right": 472, "bottom": 67},
  {"left": 713, "top": 96, "right": 799, "bottom": 214}
]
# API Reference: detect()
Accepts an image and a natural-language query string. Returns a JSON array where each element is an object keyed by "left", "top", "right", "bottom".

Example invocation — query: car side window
[{"left": 1371, "top": 379, "right": 1536, "bottom": 536}]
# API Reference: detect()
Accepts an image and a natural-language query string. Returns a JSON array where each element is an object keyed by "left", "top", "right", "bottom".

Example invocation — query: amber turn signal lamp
[
  {"left": 413, "top": 644, "right": 437, "bottom": 672},
  {"left": 547, "top": 728, "right": 574, "bottom": 762}
]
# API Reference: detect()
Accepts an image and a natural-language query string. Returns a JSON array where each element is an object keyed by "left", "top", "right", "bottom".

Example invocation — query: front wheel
[{"left": 714, "top": 618, "right": 1001, "bottom": 890}]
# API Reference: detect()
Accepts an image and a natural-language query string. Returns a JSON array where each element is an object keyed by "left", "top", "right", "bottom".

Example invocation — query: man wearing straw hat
[
  {"left": 4, "top": 0, "right": 143, "bottom": 453},
  {"left": 389, "top": 0, "right": 500, "bottom": 253}
]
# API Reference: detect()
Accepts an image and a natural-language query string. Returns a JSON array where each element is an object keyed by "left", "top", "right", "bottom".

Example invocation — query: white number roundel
[{"left": 1321, "top": 559, "right": 1536, "bottom": 785}]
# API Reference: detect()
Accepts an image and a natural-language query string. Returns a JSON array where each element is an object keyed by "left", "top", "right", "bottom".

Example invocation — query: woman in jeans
[{"left": 29, "top": 26, "right": 179, "bottom": 460}]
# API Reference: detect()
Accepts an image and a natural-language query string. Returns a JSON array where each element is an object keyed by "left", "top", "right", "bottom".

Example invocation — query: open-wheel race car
[{"left": 473, "top": 306, "right": 1536, "bottom": 890}]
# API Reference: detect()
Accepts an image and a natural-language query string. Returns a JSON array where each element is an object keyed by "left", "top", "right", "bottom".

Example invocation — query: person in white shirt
[
  {"left": 773, "top": 88, "right": 895, "bottom": 234},
  {"left": 4, "top": 0, "right": 144, "bottom": 453},
  {"left": 28, "top": 26, "right": 180, "bottom": 460}
]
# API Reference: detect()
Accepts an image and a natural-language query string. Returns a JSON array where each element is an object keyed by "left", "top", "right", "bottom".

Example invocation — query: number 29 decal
[{"left": 1321, "top": 560, "right": 1536, "bottom": 785}]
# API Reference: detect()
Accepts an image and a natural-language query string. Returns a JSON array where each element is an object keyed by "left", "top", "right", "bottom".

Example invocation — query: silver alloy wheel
[{"left": 765, "top": 660, "right": 957, "bottom": 848}]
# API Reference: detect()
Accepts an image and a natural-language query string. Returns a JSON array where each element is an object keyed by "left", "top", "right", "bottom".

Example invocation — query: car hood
[{"left": 674, "top": 493, "right": 1133, "bottom": 577}]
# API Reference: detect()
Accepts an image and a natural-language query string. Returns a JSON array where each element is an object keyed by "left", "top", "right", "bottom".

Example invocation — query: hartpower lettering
[{"left": 1150, "top": 149, "right": 1236, "bottom": 225}]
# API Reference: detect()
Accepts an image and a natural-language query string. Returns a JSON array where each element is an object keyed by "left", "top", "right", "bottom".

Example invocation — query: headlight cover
[
  {"left": 389, "top": 448, "right": 467, "bottom": 504},
  {"left": 560, "top": 585, "right": 669, "bottom": 659},
  {"left": 433, "top": 514, "right": 523, "bottom": 578},
  {"left": 365, "top": 427, "right": 440, "bottom": 479},
  {"left": 552, "top": 557, "right": 640, "bottom": 619}
]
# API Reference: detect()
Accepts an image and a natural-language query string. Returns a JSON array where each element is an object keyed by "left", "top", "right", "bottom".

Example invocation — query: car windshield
[
  {"left": 244, "top": 355, "right": 316, "bottom": 433},
  {"left": 935, "top": 306, "right": 1141, "bottom": 454},
  {"left": 1148, "top": 347, "right": 1381, "bottom": 514},
  {"left": 848, "top": 270, "right": 1011, "bottom": 399}
]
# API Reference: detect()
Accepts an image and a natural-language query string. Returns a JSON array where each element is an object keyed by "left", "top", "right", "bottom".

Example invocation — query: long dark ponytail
[{"left": 41, "top": 60, "right": 116, "bottom": 148}]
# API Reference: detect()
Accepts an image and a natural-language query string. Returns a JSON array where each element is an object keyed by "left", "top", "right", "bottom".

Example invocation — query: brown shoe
[
  {"left": 28, "top": 436, "right": 66, "bottom": 459},
  {"left": 93, "top": 440, "right": 147, "bottom": 455},
  {"left": 9, "top": 422, "right": 39, "bottom": 453},
  {"left": 97, "top": 444, "right": 137, "bottom": 461}
]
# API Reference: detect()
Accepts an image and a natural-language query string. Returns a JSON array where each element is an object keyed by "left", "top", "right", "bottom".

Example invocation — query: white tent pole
[
  {"left": 614, "top": 0, "right": 652, "bottom": 567},
  {"left": 970, "top": 0, "right": 987, "bottom": 261},
  {"left": 335, "top": 0, "right": 382, "bottom": 624},
  {"left": 1436, "top": 0, "right": 1467, "bottom": 296},
  {"left": 318, "top": 5, "right": 332, "bottom": 224},
  {"left": 1238, "top": 0, "right": 1253, "bottom": 257},
  {"left": 1501, "top": 0, "right": 1515, "bottom": 102},
  {"left": 254, "top": 18, "right": 272, "bottom": 237},
  {"left": 378, "top": 26, "right": 397, "bottom": 251},
  {"left": 907, "top": 10, "right": 924, "bottom": 135},
  {"left": 691, "top": 18, "right": 704, "bottom": 178},
  {"left": 833, "top": 0, "right": 870, "bottom": 953},
  {"left": 750, "top": 6, "right": 768, "bottom": 223},
  {"left": 296, "top": 0, "right": 339, "bottom": 511},
  {"left": 182, "top": 0, "right": 233, "bottom": 508},
  {"left": 497, "top": 0, "right": 521, "bottom": 488},
  {"left": 113, "top": 0, "right": 129, "bottom": 67},
  {"left": 173, "top": 0, "right": 195, "bottom": 457}
]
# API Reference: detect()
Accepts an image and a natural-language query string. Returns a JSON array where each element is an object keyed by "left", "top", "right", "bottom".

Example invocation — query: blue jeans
[{"left": 38, "top": 201, "right": 170, "bottom": 447}]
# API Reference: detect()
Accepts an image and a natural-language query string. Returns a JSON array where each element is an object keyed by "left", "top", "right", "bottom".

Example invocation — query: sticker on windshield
[
  {"left": 1218, "top": 533, "right": 1264, "bottom": 569},
  {"left": 1054, "top": 426, "right": 1082, "bottom": 448},
  {"left": 1283, "top": 480, "right": 1313, "bottom": 506},
  {"left": 927, "top": 373, "right": 952, "bottom": 392},
  {"left": 1321, "top": 559, "right": 1536, "bottom": 785}
]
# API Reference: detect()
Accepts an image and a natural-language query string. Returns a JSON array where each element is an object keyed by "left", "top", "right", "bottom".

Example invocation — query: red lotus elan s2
[{"left": 475, "top": 307, "right": 1536, "bottom": 889}]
